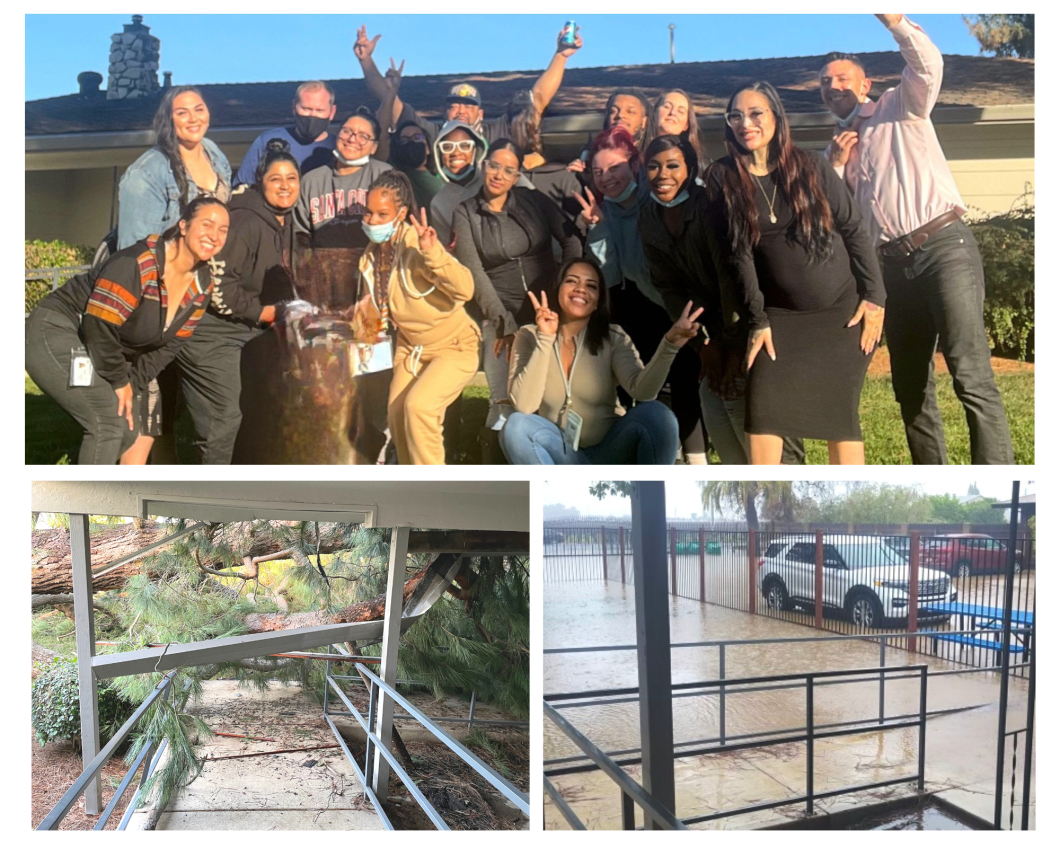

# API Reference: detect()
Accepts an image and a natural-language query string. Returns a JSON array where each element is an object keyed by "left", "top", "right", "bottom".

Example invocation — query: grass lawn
[{"left": 26, "top": 363, "right": 1033, "bottom": 465}]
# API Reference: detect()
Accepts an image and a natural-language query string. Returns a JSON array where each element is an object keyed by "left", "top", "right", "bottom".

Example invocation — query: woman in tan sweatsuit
[{"left": 356, "top": 171, "right": 480, "bottom": 464}]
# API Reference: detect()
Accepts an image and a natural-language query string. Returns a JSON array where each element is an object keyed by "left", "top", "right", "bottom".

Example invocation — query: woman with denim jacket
[{"left": 118, "top": 86, "right": 232, "bottom": 250}]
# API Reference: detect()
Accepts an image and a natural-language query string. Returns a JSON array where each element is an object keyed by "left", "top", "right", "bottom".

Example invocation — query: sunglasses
[{"left": 438, "top": 139, "right": 476, "bottom": 155}]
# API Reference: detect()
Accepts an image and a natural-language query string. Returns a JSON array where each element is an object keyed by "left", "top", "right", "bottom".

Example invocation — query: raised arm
[
  {"left": 409, "top": 209, "right": 475, "bottom": 302},
  {"left": 878, "top": 14, "right": 944, "bottom": 119},
  {"left": 530, "top": 26, "right": 584, "bottom": 115},
  {"left": 354, "top": 25, "right": 404, "bottom": 130},
  {"left": 610, "top": 327, "right": 680, "bottom": 401}
]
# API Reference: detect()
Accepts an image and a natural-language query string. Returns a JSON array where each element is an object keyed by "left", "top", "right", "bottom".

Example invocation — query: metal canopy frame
[{"left": 55, "top": 499, "right": 529, "bottom": 829}]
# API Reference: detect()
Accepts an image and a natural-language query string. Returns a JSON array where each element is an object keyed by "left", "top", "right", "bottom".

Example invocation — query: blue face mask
[
  {"left": 604, "top": 180, "right": 637, "bottom": 204},
  {"left": 362, "top": 219, "right": 400, "bottom": 244},
  {"left": 652, "top": 188, "right": 690, "bottom": 208}
]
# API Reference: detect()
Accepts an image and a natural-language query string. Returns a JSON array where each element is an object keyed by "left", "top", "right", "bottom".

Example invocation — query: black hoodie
[{"left": 208, "top": 185, "right": 296, "bottom": 326}]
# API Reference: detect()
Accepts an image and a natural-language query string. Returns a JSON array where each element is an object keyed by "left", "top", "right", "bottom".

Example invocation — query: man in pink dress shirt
[{"left": 821, "top": 14, "right": 1014, "bottom": 465}]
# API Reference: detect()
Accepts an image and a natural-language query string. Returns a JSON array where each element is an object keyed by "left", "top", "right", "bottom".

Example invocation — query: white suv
[{"left": 757, "top": 535, "right": 957, "bottom": 628}]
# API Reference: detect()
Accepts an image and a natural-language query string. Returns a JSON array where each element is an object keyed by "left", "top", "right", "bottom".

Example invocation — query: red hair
[{"left": 588, "top": 125, "right": 641, "bottom": 176}]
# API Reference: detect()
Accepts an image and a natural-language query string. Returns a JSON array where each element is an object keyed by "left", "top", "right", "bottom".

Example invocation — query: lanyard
[{"left": 552, "top": 327, "right": 586, "bottom": 415}]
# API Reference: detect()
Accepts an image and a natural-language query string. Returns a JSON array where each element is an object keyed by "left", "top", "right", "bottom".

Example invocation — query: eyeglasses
[
  {"left": 438, "top": 139, "right": 476, "bottom": 155},
  {"left": 338, "top": 128, "right": 376, "bottom": 144},
  {"left": 725, "top": 108, "right": 773, "bottom": 128},
  {"left": 484, "top": 160, "right": 520, "bottom": 180}
]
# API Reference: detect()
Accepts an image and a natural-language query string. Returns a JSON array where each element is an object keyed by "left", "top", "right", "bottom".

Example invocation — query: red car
[{"left": 920, "top": 534, "right": 1026, "bottom": 578}]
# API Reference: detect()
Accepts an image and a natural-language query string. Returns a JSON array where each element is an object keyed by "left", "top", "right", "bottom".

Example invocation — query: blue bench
[{"left": 930, "top": 632, "right": 1026, "bottom": 654}]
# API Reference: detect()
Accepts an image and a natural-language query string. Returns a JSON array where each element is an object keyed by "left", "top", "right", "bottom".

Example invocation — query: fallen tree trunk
[
  {"left": 243, "top": 554, "right": 457, "bottom": 634},
  {"left": 31, "top": 521, "right": 354, "bottom": 595}
]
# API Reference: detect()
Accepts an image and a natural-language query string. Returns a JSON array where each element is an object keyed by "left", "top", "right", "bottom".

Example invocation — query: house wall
[{"left": 26, "top": 167, "right": 118, "bottom": 248}]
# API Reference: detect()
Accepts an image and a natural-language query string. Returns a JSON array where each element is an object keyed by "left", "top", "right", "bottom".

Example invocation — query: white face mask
[{"left": 334, "top": 149, "right": 370, "bottom": 167}]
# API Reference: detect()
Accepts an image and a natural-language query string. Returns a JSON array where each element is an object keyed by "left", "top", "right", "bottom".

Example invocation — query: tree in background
[
  {"left": 964, "top": 14, "right": 1034, "bottom": 58},
  {"left": 802, "top": 483, "right": 932, "bottom": 524},
  {"left": 699, "top": 482, "right": 808, "bottom": 530},
  {"left": 925, "top": 494, "right": 1000, "bottom": 525}
]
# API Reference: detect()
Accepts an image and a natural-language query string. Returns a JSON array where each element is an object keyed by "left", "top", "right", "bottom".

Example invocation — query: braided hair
[{"left": 367, "top": 169, "right": 418, "bottom": 218}]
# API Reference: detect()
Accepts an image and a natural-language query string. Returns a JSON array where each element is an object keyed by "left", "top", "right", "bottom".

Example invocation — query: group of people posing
[{"left": 26, "top": 14, "right": 1014, "bottom": 465}]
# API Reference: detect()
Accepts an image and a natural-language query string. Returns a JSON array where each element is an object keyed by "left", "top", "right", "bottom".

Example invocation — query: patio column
[
  {"left": 372, "top": 526, "right": 409, "bottom": 796},
  {"left": 630, "top": 483, "right": 675, "bottom": 828},
  {"left": 70, "top": 513, "right": 101, "bottom": 814}
]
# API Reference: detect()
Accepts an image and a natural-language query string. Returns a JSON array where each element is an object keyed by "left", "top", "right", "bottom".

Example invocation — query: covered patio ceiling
[{"left": 31, "top": 481, "right": 528, "bottom": 531}]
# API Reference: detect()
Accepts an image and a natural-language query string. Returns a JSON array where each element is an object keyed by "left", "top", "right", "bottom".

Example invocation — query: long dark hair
[
  {"left": 710, "top": 81, "right": 834, "bottom": 260},
  {"left": 480, "top": 138, "right": 524, "bottom": 201},
  {"left": 643, "top": 134, "right": 699, "bottom": 199},
  {"left": 152, "top": 85, "right": 206, "bottom": 208},
  {"left": 603, "top": 90, "right": 654, "bottom": 149},
  {"left": 160, "top": 195, "right": 229, "bottom": 244},
  {"left": 652, "top": 89, "right": 704, "bottom": 170},
  {"left": 507, "top": 91, "right": 543, "bottom": 157},
  {"left": 554, "top": 256, "right": 611, "bottom": 356}
]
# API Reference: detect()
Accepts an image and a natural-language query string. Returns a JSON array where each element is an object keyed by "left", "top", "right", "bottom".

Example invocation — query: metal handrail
[
  {"left": 323, "top": 661, "right": 529, "bottom": 830},
  {"left": 544, "top": 665, "right": 928, "bottom": 830},
  {"left": 36, "top": 670, "right": 177, "bottom": 831},
  {"left": 544, "top": 700, "right": 688, "bottom": 830}
]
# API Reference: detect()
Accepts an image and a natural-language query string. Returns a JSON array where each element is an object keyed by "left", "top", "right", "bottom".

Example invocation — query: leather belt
[{"left": 878, "top": 210, "right": 962, "bottom": 259}]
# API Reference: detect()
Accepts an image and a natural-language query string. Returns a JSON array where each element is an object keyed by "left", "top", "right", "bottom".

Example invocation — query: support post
[
  {"left": 994, "top": 482, "right": 1020, "bottom": 829},
  {"left": 621, "top": 789, "right": 635, "bottom": 830},
  {"left": 601, "top": 526, "right": 608, "bottom": 582},
  {"left": 879, "top": 637, "right": 886, "bottom": 725},
  {"left": 719, "top": 643, "right": 726, "bottom": 745},
  {"left": 748, "top": 530, "right": 757, "bottom": 615},
  {"left": 372, "top": 526, "right": 410, "bottom": 797},
  {"left": 805, "top": 677, "right": 815, "bottom": 816},
  {"left": 631, "top": 482, "right": 676, "bottom": 829},
  {"left": 814, "top": 531, "right": 824, "bottom": 631},
  {"left": 698, "top": 528, "right": 706, "bottom": 602},
  {"left": 918, "top": 666, "right": 928, "bottom": 792},
  {"left": 908, "top": 532, "right": 921, "bottom": 654},
  {"left": 619, "top": 526, "right": 626, "bottom": 585},
  {"left": 1021, "top": 592, "right": 1035, "bottom": 830},
  {"left": 70, "top": 513, "right": 101, "bottom": 814},
  {"left": 669, "top": 525, "right": 677, "bottom": 596}
]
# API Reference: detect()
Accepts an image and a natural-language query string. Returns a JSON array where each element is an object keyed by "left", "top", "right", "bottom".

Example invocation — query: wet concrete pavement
[{"left": 544, "top": 580, "right": 1034, "bottom": 830}]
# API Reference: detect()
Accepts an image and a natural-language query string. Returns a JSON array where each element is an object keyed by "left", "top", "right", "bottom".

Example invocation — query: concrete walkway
[{"left": 128, "top": 680, "right": 385, "bottom": 831}]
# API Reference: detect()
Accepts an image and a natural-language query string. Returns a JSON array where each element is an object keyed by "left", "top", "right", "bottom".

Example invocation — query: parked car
[
  {"left": 883, "top": 536, "right": 911, "bottom": 560},
  {"left": 757, "top": 535, "right": 956, "bottom": 628},
  {"left": 920, "top": 534, "right": 1026, "bottom": 578}
]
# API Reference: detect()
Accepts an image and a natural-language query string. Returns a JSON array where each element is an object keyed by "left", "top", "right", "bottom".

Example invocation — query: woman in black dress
[{"left": 708, "top": 82, "right": 885, "bottom": 464}]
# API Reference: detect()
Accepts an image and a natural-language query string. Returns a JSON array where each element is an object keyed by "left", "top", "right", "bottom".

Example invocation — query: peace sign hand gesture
[
  {"left": 527, "top": 290, "right": 559, "bottom": 336},
  {"left": 574, "top": 188, "right": 603, "bottom": 227},
  {"left": 384, "top": 58, "right": 405, "bottom": 95},
  {"left": 409, "top": 207, "right": 437, "bottom": 253},
  {"left": 664, "top": 301, "right": 705, "bottom": 348},
  {"left": 354, "top": 25, "right": 381, "bottom": 61}
]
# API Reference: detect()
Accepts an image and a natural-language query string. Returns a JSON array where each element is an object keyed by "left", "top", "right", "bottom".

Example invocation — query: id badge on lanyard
[{"left": 554, "top": 332, "right": 585, "bottom": 453}]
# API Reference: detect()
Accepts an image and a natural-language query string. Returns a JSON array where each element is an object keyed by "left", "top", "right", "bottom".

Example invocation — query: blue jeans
[
  {"left": 881, "top": 221, "right": 1014, "bottom": 464},
  {"left": 499, "top": 402, "right": 679, "bottom": 465}
]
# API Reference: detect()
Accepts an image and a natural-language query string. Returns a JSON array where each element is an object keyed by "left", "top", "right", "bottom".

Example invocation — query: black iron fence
[{"left": 544, "top": 524, "right": 1035, "bottom": 676}]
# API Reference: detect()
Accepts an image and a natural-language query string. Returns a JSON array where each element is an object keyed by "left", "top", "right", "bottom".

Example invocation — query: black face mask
[
  {"left": 291, "top": 114, "right": 331, "bottom": 145},
  {"left": 392, "top": 139, "right": 428, "bottom": 170}
]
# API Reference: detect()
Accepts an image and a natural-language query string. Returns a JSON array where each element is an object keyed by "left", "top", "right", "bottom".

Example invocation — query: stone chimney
[{"left": 107, "top": 15, "right": 161, "bottom": 100}]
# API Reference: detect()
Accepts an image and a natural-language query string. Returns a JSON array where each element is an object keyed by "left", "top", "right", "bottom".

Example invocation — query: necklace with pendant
[{"left": 753, "top": 173, "right": 779, "bottom": 224}]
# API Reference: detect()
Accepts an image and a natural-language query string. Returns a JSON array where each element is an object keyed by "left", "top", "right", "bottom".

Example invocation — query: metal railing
[
  {"left": 543, "top": 526, "right": 1035, "bottom": 677},
  {"left": 36, "top": 670, "right": 177, "bottom": 831},
  {"left": 545, "top": 627, "right": 1029, "bottom": 774},
  {"left": 544, "top": 664, "right": 929, "bottom": 829},
  {"left": 323, "top": 661, "right": 530, "bottom": 830},
  {"left": 25, "top": 265, "right": 91, "bottom": 315}
]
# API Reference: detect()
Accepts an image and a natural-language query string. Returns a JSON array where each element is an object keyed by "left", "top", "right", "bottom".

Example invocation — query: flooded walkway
[{"left": 544, "top": 580, "right": 1033, "bottom": 830}]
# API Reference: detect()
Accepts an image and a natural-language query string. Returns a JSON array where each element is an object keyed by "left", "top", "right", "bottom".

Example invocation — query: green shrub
[
  {"left": 31, "top": 656, "right": 135, "bottom": 750},
  {"left": 968, "top": 198, "right": 1034, "bottom": 361},
  {"left": 25, "top": 239, "right": 94, "bottom": 314}
]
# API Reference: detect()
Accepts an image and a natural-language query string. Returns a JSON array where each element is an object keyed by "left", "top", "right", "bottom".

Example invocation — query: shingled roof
[{"left": 26, "top": 51, "right": 1033, "bottom": 136}]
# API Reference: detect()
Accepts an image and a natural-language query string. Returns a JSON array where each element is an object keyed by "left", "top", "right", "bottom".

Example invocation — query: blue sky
[{"left": 25, "top": 14, "right": 986, "bottom": 102}]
